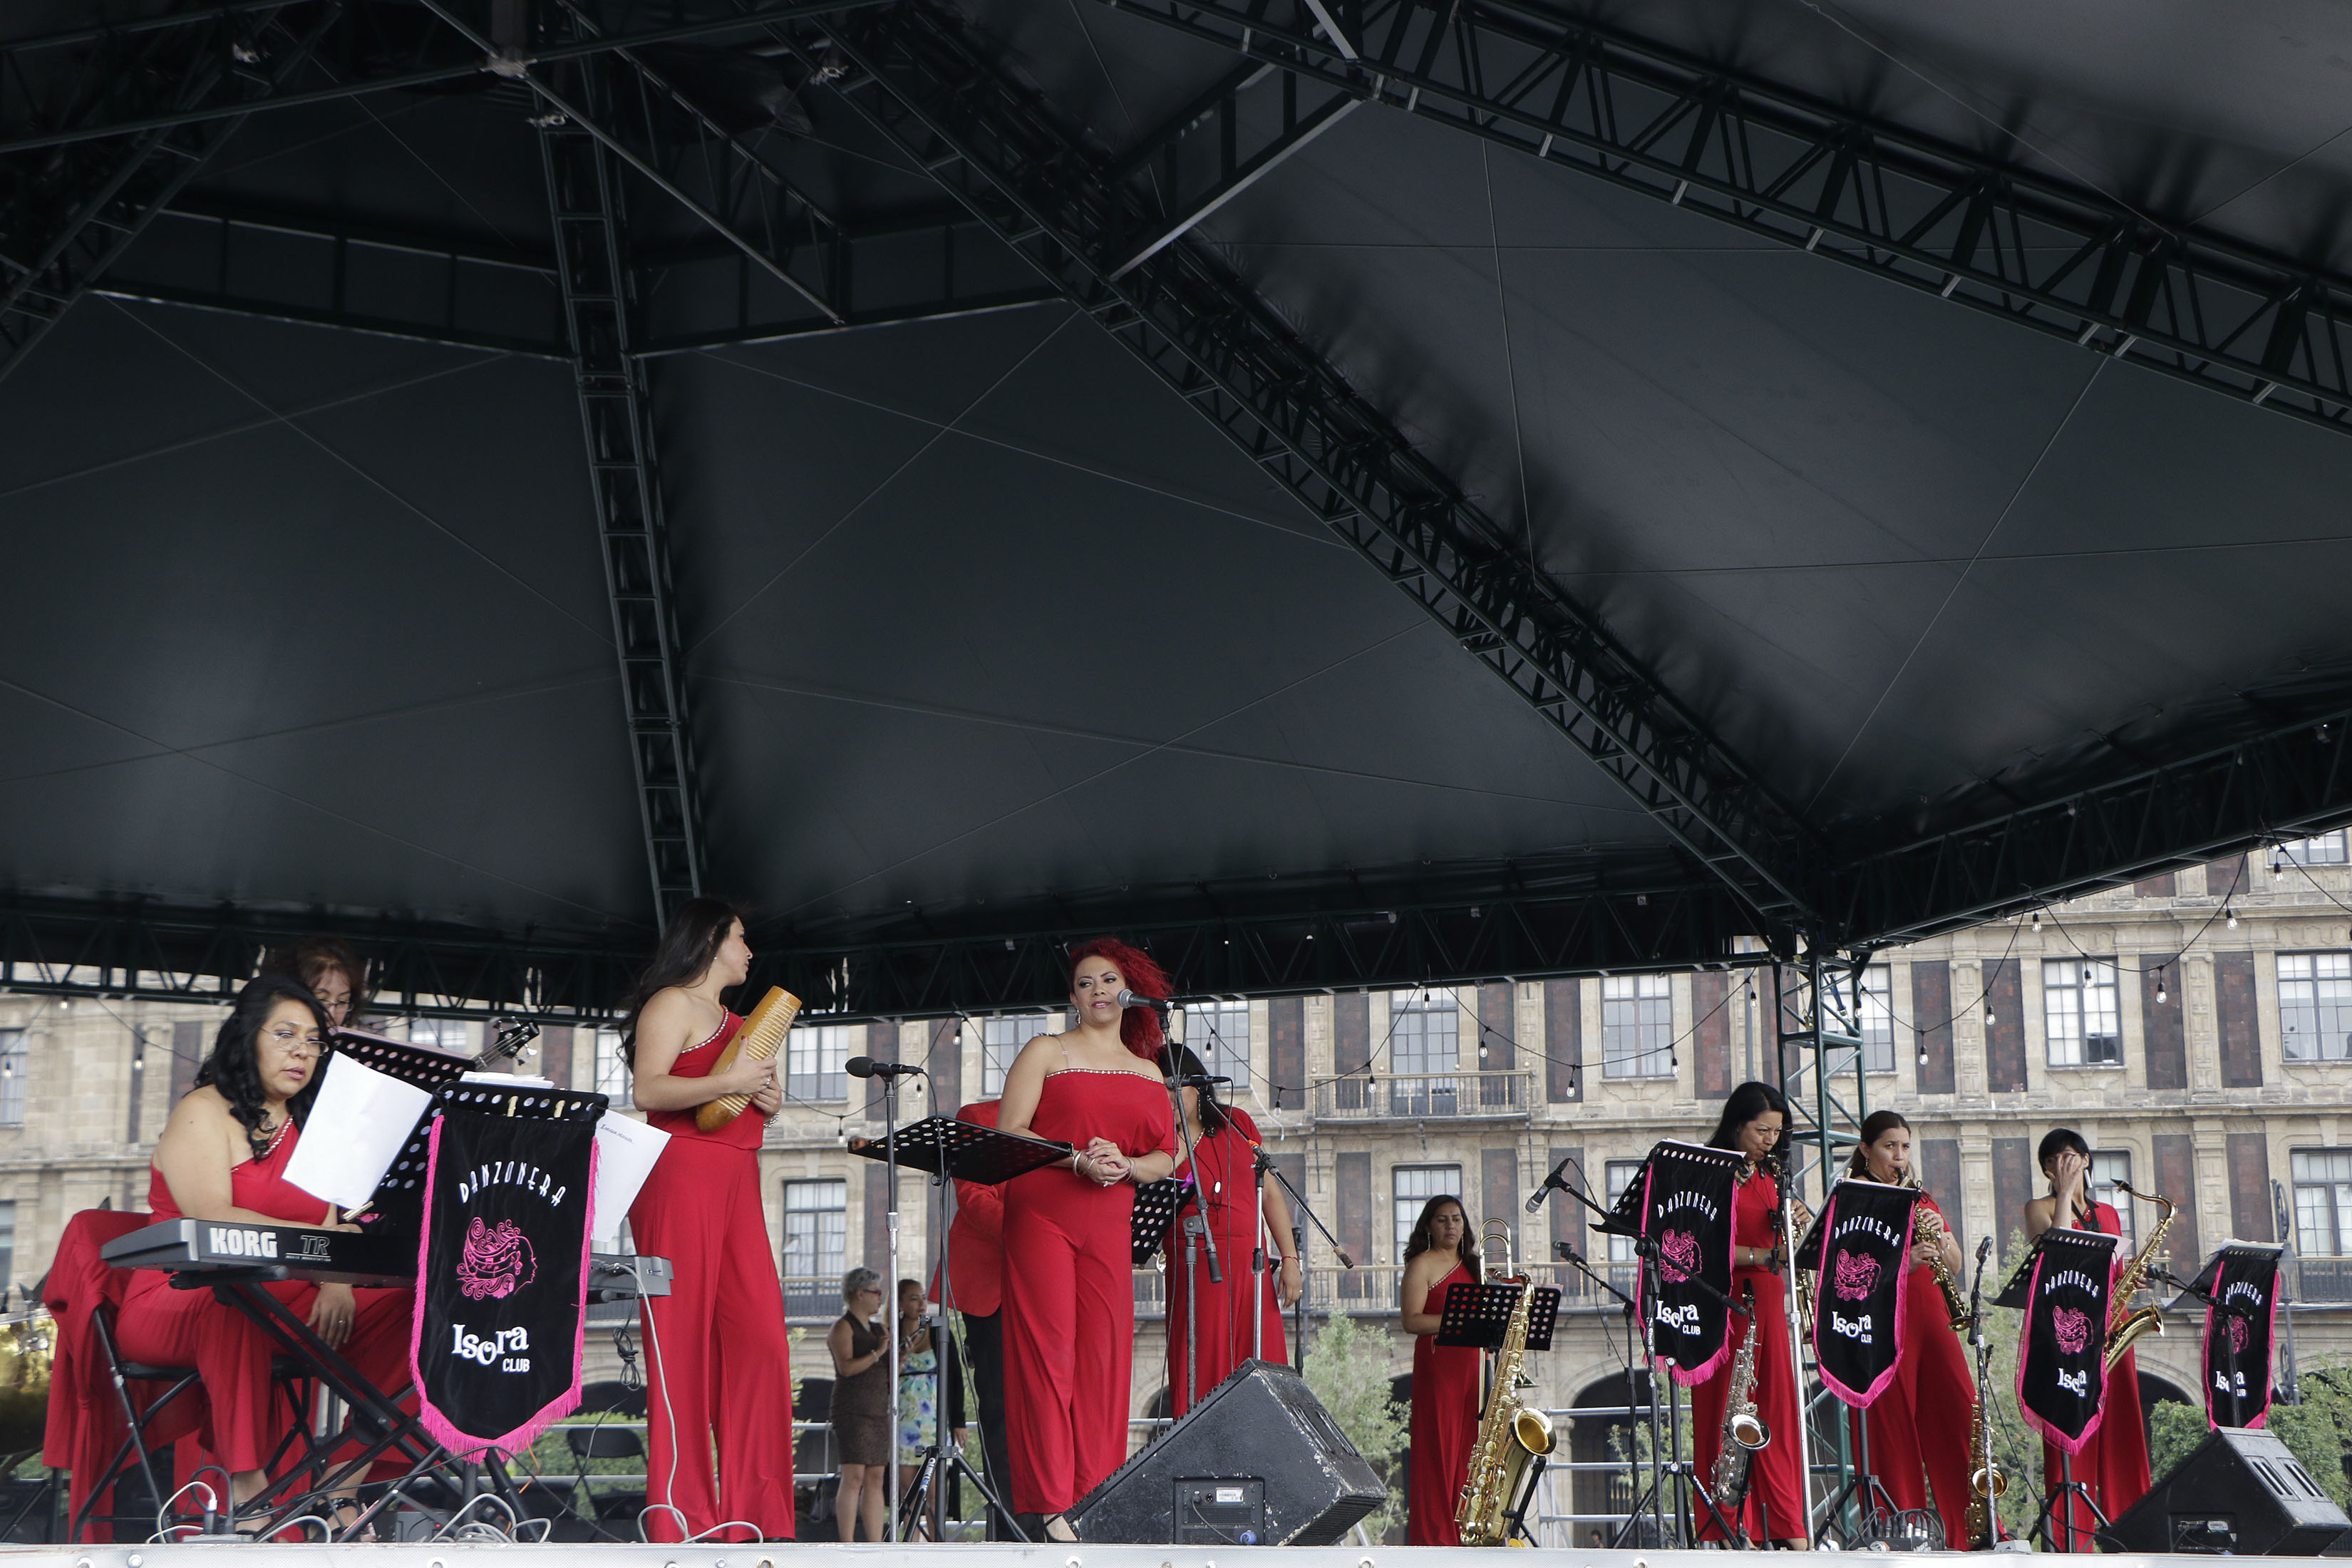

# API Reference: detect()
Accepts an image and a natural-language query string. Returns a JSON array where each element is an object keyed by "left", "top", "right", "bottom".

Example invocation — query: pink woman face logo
[
  {"left": 455, "top": 1217, "right": 537, "bottom": 1301},
  {"left": 1832, "top": 1249, "right": 1881, "bottom": 1301},
  {"left": 2227, "top": 1316, "right": 2251, "bottom": 1354},
  {"left": 1659, "top": 1228, "right": 1701, "bottom": 1283},
  {"left": 2053, "top": 1305, "right": 2092, "bottom": 1356}
]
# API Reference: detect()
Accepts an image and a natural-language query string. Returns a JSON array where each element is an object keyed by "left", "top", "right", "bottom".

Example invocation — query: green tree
[{"left": 1302, "top": 1311, "right": 1409, "bottom": 1541}]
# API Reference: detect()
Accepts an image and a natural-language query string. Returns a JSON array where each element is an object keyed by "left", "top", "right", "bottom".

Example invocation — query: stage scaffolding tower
[{"left": 1772, "top": 944, "right": 1879, "bottom": 1545}]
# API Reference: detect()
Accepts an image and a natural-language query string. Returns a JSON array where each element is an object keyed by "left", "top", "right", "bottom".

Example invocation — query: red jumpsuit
[
  {"left": 1406, "top": 1260, "right": 1480, "bottom": 1545},
  {"left": 1852, "top": 1191, "right": 1975, "bottom": 1545},
  {"left": 117, "top": 1122, "right": 416, "bottom": 1477},
  {"left": 2041, "top": 1200, "right": 2150, "bottom": 1549},
  {"left": 1165, "top": 1106, "right": 1287, "bottom": 1414},
  {"left": 1001, "top": 1068, "right": 1174, "bottom": 1515},
  {"left": 1691, "top": 1168, "right": 1805, "bottom": 1544},
  {"left": 631, "top": 1011, "right": 796, "bottom": 1542}
]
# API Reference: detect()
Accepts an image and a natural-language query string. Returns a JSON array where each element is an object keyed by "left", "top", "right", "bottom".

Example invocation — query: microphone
[
  {"left": 1116, "top": 989, "right": 1170, "bottom": 1011},
  {"left": 1526, "top": 1150, "right": 1579, "bottom": 1213},
  {"left": 845, "top": 1057, "right": 925, "bottom": 1080},
  {"left": 1170, "top": 1073, "right": 1231, "bottom": 1088}
]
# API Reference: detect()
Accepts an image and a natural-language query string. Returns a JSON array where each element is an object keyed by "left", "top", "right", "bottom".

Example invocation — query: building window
[
  {"left": 982, "top": 1015, "right": 1052, "bottom": 1098},
  {"left": 408, "top": 1018, "right": 473, "bottom": 1056},
  {"left": 2291, "top": 1150, "right": 2352, "bottom": 1256},
  {"left": 1391, "top": 991, "right": 1460, "bottom": 1077},
  {"left": 0, "top": 1031, "right": 24, "bottom": 1127},
  {"left": 2042, "top": 960, "right": 2121, "bottom": 1066},
  {"left": 0, "top": 1202, "right": 15, "bottom": 1294},
  {"left": 2089, "top": 1150, "right": 2137, "bottom": 1252},
  {"left": 1601, "top": 975, "right": 1673, "bottom": 1078},
  {"left": 2279, "top": 832, "right": 2350, "bottom": 867},
  {"left": 1848, "top": 964, "right": 1895, "bottom": 1073},
  {"left": 1605, "top": 1160, "right": 1644, "bottom": 1285},
  {"left": 781, "top": 1179, "right": 847, "bottom": 1284},
  {"left": 593, "top": 1028, "right": 631, "bottom": 1110},
  {"left": 787, "top": 1025, "right": 854, "bottom": 1103},
  {"left": 1177, "top": 1001, "right": 1252, "bottom": 1095},
  {"left": 1393, "top": 1165, "right": 1463, "bottom": 1267},
  {"left": 2280, "top": 954, "right": 2352, "bottom": 1063}
]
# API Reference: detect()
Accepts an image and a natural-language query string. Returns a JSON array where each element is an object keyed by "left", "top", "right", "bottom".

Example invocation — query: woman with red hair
[{"left": 998, "top": 939, "right": 1179, "bottom": 1539}]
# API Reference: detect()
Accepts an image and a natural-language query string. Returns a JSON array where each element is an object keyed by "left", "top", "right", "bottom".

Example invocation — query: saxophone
[
  {"left": 1711, "top": 1281, "right": 1769, "bottom": 1510},
  {"left": 1458, "top": 1221, "right": 1557, "bottom": 1547},
  {"left": 2104, "top": 1181, "right": 2176, "bottom": 1371},
  {"left": 1964, "top": 1390, "right": 2006, "bottom": 1547},
  {"left": 1912, "top": 1197, "right": 1971, "bottom": 1331}
]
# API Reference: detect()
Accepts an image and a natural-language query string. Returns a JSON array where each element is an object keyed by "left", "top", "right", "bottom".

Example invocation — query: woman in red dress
[
  {"left": 999, "top": 938, "right": 1179, "bottom": 1540},
  {"left": 120, "top": 975, "right": 414, "bottom": 1527},
  {"left": 2023, "top": 1128, "right": 2152, "bottom": 1550},
  {"left": 1691, "top": 1080, "right": 1809, "bottom": 1548},
  {"left": 623, "top": 899, "right": 795, "bottom": 1542},
  {"left": 1162, "top": 1051, "right": 1301, "bottom": 1413},
  {"left": 1846, "top": 1110, "right": 1974, "bottom": 1546},
  {"left": 1401, "top": 1193, "right": 1480, "bottom": 1545}
]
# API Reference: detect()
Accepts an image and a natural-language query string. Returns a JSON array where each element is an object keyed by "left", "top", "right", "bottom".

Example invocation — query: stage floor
[{"left": 4, "top": 1547, "right": 2345, "bottom": 1567}]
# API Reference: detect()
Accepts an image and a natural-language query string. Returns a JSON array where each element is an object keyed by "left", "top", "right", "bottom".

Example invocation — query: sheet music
[
  {"left": 284, "top": 1051, "right": 436, "bottom": 1209},
  {"left": 592, "top": 1112, "right": 670, "bottom": 1250}
]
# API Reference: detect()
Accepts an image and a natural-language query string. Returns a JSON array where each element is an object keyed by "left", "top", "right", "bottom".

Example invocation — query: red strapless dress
[
  {"left": 116, "top": 1120, "right": 415, "bottom": 1474},
  {"left": 1001, "top": 1067, "right": 1175, "bottom": 1514}
]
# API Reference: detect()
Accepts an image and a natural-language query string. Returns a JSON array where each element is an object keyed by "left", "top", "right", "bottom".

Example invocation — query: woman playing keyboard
[{"left": 117, "top": 974, "right": 416, "bottom": 1525}]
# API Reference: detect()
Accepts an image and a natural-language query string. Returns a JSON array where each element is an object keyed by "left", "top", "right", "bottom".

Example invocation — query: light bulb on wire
[{"left": 2226, "top": 906, "right": 2238, "bottom": 930}]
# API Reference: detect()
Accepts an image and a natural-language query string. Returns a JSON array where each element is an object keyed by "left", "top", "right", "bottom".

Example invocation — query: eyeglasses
[{"left": 264, "top": 1024, "right": 324, "bottom": 1058}]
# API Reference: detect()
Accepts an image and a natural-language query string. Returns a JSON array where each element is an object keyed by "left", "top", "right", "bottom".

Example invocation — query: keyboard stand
[{"left": 171, "top": 1269, "right": 527, "bottom": 1542}]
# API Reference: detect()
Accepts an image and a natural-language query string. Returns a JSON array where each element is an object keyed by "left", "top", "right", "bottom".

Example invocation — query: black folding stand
[
  {"left": 852, "top": 1115, "right": 1070, "bottom": 1543},
  {"left": 1789, "top": 1185, "right": 1919, "bottom": 1547},
  {"left": 1993, "top": 1230, "right": 2115, "bottom": 1554}
]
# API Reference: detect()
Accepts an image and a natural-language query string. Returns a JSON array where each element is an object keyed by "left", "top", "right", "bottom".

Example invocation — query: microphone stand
[
  {"left": 1966, "top": 1237, "right": 1997, "bottom": 1549},
  {"left": 1149, "top": 1017, "right": 1221, "bottom": 1414},
  {"left": 850, "top": 1057, "right": 927, "bottom": 1544},
  {"left": 1551, "top": 1173, "right": 1684, "bottom": 1547},
  {"left": 1556, "top": 1239, "right": 1643, "bottom": 1539},
  {"left": 1258, "top": 1150, "right": 1351, "bottom": 1371}
]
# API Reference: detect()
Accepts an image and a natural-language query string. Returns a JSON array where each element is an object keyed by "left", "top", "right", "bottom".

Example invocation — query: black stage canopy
[{"left": 5, "top": 0, "right": 2352, "bottom": 1018}]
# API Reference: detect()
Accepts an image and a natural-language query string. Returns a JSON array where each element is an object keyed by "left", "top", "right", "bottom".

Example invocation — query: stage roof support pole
[
  {"left": 539, "top": 70, "right": 708, "bottom": 924},
  {"left": 1084, "top": 0, "right": 2352, "bottom": 442},
  {"left": 0, "top": 1, "right": 340, "bottom": 386},
  {"left": 784, "top": 4, "right": 1827, "bottom": 933}
]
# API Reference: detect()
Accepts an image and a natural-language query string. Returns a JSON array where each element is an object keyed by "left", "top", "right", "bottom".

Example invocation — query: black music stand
[
  {"left": 1788, "top": 1182, "right": 1919, "bottom": 1544},
  {"left": 1994, "top": 1228, "right": 2117, "bottom": 1554},
  {"left": 1130, "top": 1176, "right": 1191, "bottom": 1265},
  {"left": 853, "top": 1115, "right": 1070, "bottom": 1542}
]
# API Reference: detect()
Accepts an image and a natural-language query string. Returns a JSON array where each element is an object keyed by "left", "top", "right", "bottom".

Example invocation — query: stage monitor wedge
[
  {"left": 1068, "top": 1360, "right": 1385, "bottom": 1544},
  {"left": 2103, "top": 1425, "right": 2349, "bottom": 1555}
]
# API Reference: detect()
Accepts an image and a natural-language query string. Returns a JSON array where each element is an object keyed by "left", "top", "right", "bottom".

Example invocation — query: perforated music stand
[
  {"left": 852, "top": 1115, "right": 1069, "bottom": 1542},
  {"left": 1130, "top": 1175, "right": 1192, "bottom": 1267},
  {"left": 1435, "top": 1279, "right": 1561, "bottom": 1352}
]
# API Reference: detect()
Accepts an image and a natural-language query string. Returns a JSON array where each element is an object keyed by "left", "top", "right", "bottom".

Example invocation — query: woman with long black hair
[
  {"left": 1400, "top": 1192, "right": 1480, "bottom": 1546},
  {"left": 622, "top": 898, "right": 793, "bottom": 1542},
  {"left": 1845, "top": 1110, "right": 1974, "bottom": 1546},
  {"left": 1161, "top": 1046, "right": 1301, "bottom": 1413},
  {"left": 118, "top": 975, "right": 413, "bottom": 1517},
  {"left": 1690, "top": 1080, "right": 1808, "bottom": 1549}
]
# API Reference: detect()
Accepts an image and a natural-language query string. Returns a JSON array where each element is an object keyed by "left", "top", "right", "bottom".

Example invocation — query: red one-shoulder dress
[
  {"left": 1407, "top": 1259, "right": 1481, "bottom": 1545},
  {"left": 118, "top": 1120, "right": 416, "bottom": 1475},
  {"left": 631, "top": 1011, "right": 797, "bottom": 1542},
  {"left": 1001, "top": 1068, "right": 1174, "bottom": 1515},
  {"left": 1164, "top": 1106, "right": 1288, "bottom": 1415}
]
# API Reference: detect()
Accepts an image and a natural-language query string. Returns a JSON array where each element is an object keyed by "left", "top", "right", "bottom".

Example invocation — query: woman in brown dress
[{"left": 829, "top": 1267, "right": 893, "bottom": 1541}]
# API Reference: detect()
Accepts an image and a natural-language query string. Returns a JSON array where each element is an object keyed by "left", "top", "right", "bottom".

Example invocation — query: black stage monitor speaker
[
  {"left": 2103, "top": 1426, "right": 2350, "bottom": 1555},
  {"left": 1068, "top": 1359, "right": 1386, "bottom": 1545}
]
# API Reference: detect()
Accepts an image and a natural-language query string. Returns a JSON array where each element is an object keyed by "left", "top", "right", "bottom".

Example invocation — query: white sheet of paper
[
  {"left": 284, "top": 1052, "right": 435, "bottom": 1210},
  {"left": 592, "top": 1113, "right": 671, "bottom": 1250}
]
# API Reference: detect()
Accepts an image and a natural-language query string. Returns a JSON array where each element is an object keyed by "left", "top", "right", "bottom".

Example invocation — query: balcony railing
[
  {"left": 1314, "top": 1069, "right": 1535, "bottom": 1122},
  {"left": 2296, "top": 1256, "right": 2352, "bottom": 1301}
]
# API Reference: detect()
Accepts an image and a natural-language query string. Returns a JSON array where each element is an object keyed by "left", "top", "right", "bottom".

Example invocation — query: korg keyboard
[{"left": 102, "top": 1218, "right": 672, "bottom": 1298}]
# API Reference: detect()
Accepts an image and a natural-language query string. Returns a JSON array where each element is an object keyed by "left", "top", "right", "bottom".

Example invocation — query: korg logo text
[{"left": 205, "top": 1226, "right": 277, "bottom": 1259}]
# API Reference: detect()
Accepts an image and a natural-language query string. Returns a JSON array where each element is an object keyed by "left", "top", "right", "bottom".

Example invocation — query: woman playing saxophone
[
  {"left": 1690, "top": 1083, "right": 1807, "bottom": 1549},
  {"left": 2022, "top": 1129, "right": 2152, "bottom": 1549},
  {"left": 1846, "top": 1110, "right": 1976, "bottom": 1547}
]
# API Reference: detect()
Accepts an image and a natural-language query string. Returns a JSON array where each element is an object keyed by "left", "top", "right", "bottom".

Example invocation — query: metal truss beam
[
  {"left": 541, "top": 113, "right": 708, "bottom": 922},
  {"left": 1104, "top": 58, "right": 1360, "bottom": 277},
  {"left": 0, "top": 893, "right": 639, "bottom": 1020},
  {"left": 780, "top": 2, "right": 1822, "bottom": 928},
  {"left": 765, "top": 878, "right": 1763, "bottom": 1022},
  {"left": 1090, "top": 0, "right": 2352, "bottom": 440},
  {"left": 0, "top": 0, "right": 888, "bottom": 158},
  {"left": 0, "top": 1, "right": 340, "bottom": 383},
  {"left": 1834, "top": 704, "right": 2352, "bottom": 943}
]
